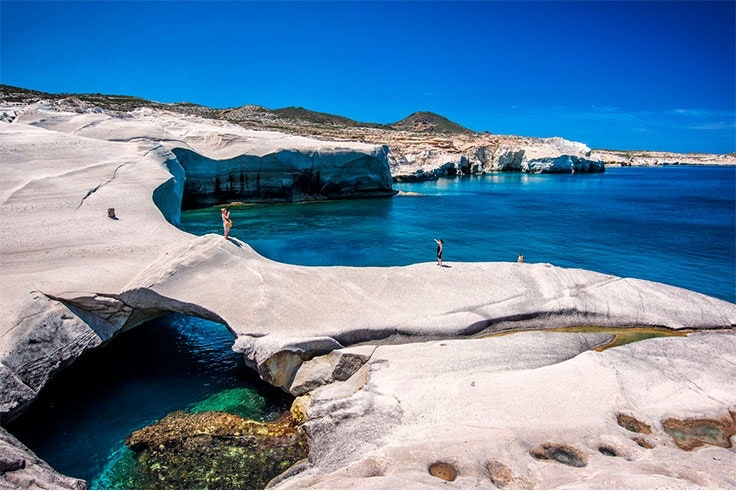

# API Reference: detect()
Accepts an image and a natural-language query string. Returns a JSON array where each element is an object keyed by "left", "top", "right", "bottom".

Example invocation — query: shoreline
[{"left": 1, "top": 100, "right": 735, "bottom": 490}]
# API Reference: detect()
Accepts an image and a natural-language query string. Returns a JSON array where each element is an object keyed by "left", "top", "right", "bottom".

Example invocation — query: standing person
[
  {"left": 221, "top": 208, "right": 232, "bottom": 240},
  {"left": 434, "top": 239, "right": 444, "bottom": 266}
]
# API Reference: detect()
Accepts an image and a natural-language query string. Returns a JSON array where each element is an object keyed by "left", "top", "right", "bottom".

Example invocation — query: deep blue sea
[
  {"left": 182, "top": 166, "right": 736, "bottom": 303},
  {"left": 5, "top": 166, "right": 735, "bottom": 490}
]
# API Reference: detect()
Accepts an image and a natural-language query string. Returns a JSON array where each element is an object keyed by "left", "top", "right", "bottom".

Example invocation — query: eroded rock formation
[
  {"left": 1, "top": 102, "right": 735, "bottom": 489},
  {"left": 9, "top": 103, "right": 394, "bottom": 209},
  {"left": 173, "top": 144, "right": 392, "bottom": 208},
  {"left": 0, "top": 427, "right": 85, "bottom": 490},
  {"left": 389, "top": 136, "right": 605, "bottom": 181}
]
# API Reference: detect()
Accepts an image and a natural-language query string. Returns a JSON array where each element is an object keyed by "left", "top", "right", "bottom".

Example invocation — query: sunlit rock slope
[{"left": 0, "top": 102, "right": 735, "bottom": 489}]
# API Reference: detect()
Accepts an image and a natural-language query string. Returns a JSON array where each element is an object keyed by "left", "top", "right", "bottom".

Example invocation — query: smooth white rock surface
[{"left": 1, "top": 107, "right": 735, "bottom": 489}]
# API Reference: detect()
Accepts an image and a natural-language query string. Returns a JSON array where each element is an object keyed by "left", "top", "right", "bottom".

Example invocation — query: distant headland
[{"left": 2, "top": 85, "right": 733, "bottom": 186}]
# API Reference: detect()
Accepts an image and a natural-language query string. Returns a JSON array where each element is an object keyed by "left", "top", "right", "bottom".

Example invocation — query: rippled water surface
[
  {"left": 182, "top": 166, "right": 736, "bottom": 302},
  {"left": 7, "top": 315, "right": 292, "bottom": 489},
  {"left": 6, "top": 166, "right": 734, "bottom": 489}
]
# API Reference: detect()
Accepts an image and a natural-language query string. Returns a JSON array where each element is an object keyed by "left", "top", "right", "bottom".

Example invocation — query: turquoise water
[
  {"left": 6, "top": 314, "right": 292, "bottom": 488},
  {"left": 5, "top": 166, "right": 734, "bottom": 490},
  {"left": 182, "top": 166, "right": 735, "bottom": 303}
]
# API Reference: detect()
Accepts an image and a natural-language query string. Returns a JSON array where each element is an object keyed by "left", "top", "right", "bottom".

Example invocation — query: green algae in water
[
  {"left": 582, "top": 327, "right": 688, "bottom": 351},
  {"left": 188, "top": 387, "right": 271, "bottom": 419},
  {"left": 5, "top": 314, "right": 293, "bottom": 490},
  {"left": 96, "top": 410, "right": 307, "bottom": 490},
  {"left": 117, "top": 411, "right": 308, "bottom": 490},
  {"left": 490, "top": 326, "right": 687, "bottom": 351},
  {"left": 91, "top": 445, "right": 139, "bottom": 490}
]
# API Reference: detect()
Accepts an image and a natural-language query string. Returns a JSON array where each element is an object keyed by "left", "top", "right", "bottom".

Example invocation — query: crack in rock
[{"left": 76, "top": 162, "right": 128, "bottom": 209}]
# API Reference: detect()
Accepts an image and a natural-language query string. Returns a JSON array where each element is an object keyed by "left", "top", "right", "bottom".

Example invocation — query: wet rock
[
  {"left": 632, "top": 436, "right": 655, "bottom": 449},
  {"left": 616, "top": 413, "right": 653, "bottom": 434},
  {"left": 598, "top": 445, "right": 619, "bottom": 457},
  {"left": 663, "top": 413, "right": 736, "bottom": 451},
  {"left": 122, "top": 410, "right": 307, "bottom": 489},
  {"left": 530, "top": 443, "right": 587, "bottom": 467}
]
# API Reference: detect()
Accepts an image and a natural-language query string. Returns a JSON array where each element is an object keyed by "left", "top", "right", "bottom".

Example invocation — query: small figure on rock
[
  {"left": 221, "top": 208, "right": 232, "bottom": 240},
  {"left": 517, "top": 254, "right": 524, "bottom": 263},
  {"left": 434, "top": 238, "right": 444, "bottom": 267}
]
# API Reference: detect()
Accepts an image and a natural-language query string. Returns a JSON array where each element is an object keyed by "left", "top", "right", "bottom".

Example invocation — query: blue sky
[{"left": 1, "top": 1, "right": 734, "bottom": 153}]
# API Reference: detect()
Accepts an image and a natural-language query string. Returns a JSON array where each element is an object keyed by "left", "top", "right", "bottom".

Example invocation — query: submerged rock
[{"left": 121, "top": 410, "right": 307, "bottom": 489}]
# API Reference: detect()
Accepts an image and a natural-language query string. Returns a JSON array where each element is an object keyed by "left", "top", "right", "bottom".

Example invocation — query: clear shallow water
[
  {"left": 6, "top": 314, "right": 292, "bottom": 489},
  {"left": 182, "top": 166, "right": 735, "bottom": 303},
  {"left": 6, "top": 166, "right": 734, "bottom": 489}
]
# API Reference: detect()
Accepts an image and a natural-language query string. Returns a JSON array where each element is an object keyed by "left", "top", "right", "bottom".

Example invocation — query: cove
[
  {"left": 6, "top": 314, "right": 292, "bottom": 489},
  {"left": 181, "top": 166, "right": 736, "bottom": 303}
]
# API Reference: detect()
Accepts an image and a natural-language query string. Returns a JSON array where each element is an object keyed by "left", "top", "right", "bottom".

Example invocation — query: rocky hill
[
  {"left": 2, "top": 84, "right": 734, "bottom": 181},
  {"left": 390, "top": 111, "right": 473, "bottom": 134}
]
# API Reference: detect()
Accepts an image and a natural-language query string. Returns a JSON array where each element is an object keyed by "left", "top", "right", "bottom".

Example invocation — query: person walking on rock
[
  {"left": 221, "top": 208, "right": 232, "bottom": 240},
  {"left": 434, "top": 238, "right": 444, "bottom": 266}
]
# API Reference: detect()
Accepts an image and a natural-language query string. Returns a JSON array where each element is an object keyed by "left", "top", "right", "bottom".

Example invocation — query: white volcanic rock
[
  {"left": 0, "top": 105, "right": 735, "bottom": 489},
  {"left": 390, "top": 135, "right": 604, "bottom": 180},
  {"left": 277, "top": 331, "right": 736, "bottom": 489},
  {"left": 592, "top": 148, "right": 736, "bottom": 167},
  {"left": 11, "top": 104, "right": 394, "bottom": 206}
]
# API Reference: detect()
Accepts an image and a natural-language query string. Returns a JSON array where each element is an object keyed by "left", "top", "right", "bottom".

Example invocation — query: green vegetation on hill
[
  {"left": 0, "top": 84, "right": 220, "bottom": 118},
  {"left": 1, "top": 84, "right": 472, "bottom": 135},
  {"left": 274, "top": 106, "right": 387, "bottom": 129},
  {"left": 0, "top": 84, "right": 49, "bottom": 102},
  {"left": 391, "top": 111, "right": 473, "bottom": 134}
]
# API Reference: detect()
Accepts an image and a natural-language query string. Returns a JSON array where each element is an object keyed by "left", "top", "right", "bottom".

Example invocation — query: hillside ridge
[
  {"left": 2, "top": 84, "right": 733, "bottom": 174},
  {"left": 0, "top": 84, "right": 469, "bottom": 135}
]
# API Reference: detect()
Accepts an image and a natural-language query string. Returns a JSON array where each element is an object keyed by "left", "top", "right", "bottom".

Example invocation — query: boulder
[
  {"left": 524, "top": 155, "right": 605, "bottom": 173},
  {"left": 0, "top": 427, "right": 85, "bottom": 490}
]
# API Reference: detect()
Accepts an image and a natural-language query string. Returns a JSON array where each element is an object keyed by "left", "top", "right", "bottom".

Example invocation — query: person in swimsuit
[
  {"left": 221, "top": 208, "right": 232, "bottom": 240},
  {"left": 434, "top": 238, "right": 444, "bottom": 266}
]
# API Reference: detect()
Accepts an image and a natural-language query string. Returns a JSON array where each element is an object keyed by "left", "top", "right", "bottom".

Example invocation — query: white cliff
[
  {"left": 0, "top": 105, "right": 735, "bottom": 489},
  {"left": 10, "top": 103, "right": 394, "bottom": 208},
  {"left": 389, "top": 135, "right": 605, "bottom": 181},
  {"left": 592, "top": 148, "right": 736, "bottom": 167}
]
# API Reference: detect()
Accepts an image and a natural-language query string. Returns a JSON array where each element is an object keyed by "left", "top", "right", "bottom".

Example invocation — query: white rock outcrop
[
  {"left": 592, "top": 148, "right": 736, "bottom": 167},
  {"left": 10, "top": 103, "right": 394, "bottom": 208},
  {"left": 0, "top": 105, "right": 735, "bottom": 489},
  {"left": 390, "top": 135, "right": 604, "bottom": 181}
]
